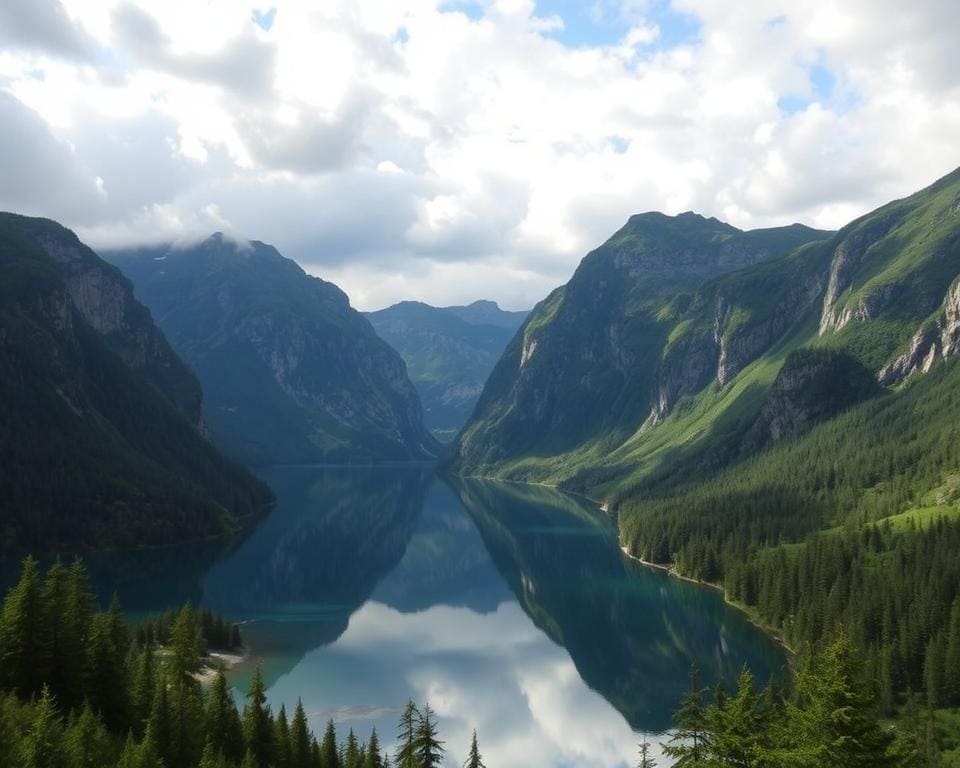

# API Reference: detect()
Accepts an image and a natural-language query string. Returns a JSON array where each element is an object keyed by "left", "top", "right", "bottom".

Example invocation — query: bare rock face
[
  {"left": 14, "top": 218, "right": 205, "bottom": 427},
  {"left": 107, "top": 234, "right": 439, "bottom": 465},
  {"left": 819, "top": 215, "right": 899, "bottom": 334},
  {"left": 749, "top": 349, "right": 879, "bottom": 446},
  {"left": 879, "top": 277, "right": 960, "bottom": 385}
]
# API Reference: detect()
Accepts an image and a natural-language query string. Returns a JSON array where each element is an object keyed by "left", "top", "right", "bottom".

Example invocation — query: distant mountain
[
  {"left": 0, "top": 214, "right": 271, "bottom": 554},
  {"left": 366, "top": 300, "right": 528, "bottom": 441},
  {"left": 107, "top": 234, "right": 438, "bottom": 466},
  {"left": 451, "top": 213, "right": 832, "bottom": 477}
]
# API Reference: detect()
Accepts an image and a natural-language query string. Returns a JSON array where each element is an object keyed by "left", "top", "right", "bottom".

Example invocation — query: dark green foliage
[
  {"left": 674, "top": 636, "right": 912, "bottom": 768},
  {"left": 395, "top": 700, "right": 419, "bottom": 768},
  {"left": 242, "top": 666, "right": 274, "bottom": 768},
  {"left": 464, "top": 730, "right": 486, "bottom": 768},
  {"left": 414, "top": 703, "right": 445, "bottom": 768},
  {"left": 0, "top": 214, "right": 272, "bottom": 554},
  {"left": 663, "top": 665, "right": 709, "bottom": 766},
  {"left": 135, "top": 606, "right": 243, "bottom": 654}
]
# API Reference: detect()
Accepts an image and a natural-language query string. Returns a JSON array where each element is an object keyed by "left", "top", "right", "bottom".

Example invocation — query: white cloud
[{"left": 1, "top": 0, "right": 959, "bottom": 309}]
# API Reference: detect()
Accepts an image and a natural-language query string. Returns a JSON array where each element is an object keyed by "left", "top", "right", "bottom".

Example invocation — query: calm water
[{"left": 24, "top": 467, "right": 786, "bottom": 767}]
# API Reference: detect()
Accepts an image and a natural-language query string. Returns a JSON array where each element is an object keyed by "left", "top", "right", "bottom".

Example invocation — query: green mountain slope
[
  {"left": 107, "top": 234, "right": 438, "bottom": 465},
  {"left": 0, "top": 214, "right": 272, "bottom": 554},
  {"left": 451, "top": 212, "right": 831, "bottom": 479},
  {"left": 365, "top": 300, "right": 528, "bottom": 441},
  {"left": 449, "top": 166, "right": 960, "bottom": 710}
]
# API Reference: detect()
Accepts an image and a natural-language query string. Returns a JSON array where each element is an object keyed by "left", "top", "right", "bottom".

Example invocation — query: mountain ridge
[
  {"left": 365, "top": 299, "right": 528, "bottom": 441},
  {"left": 107, "top": 234, "right": 439, "bottom": 466}
]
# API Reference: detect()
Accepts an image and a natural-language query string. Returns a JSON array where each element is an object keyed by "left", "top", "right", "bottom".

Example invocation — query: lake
[{"left": 56, "top": 466, "right": 787, "bottom": 767}]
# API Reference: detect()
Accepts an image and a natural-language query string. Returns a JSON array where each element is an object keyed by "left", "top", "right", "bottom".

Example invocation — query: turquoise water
[{"left": 35, "top": 466, "right": 786, "bottom": 767}]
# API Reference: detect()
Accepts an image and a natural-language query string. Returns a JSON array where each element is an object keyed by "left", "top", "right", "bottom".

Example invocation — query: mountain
[
  {"left": 365, "top": 300, "right": 528, "bottom": 440},
  {"left": 449, "top": 167, "right": 960, "bottom": 708},
  {"left": 106, "top": 234, "right": 438, "bottom": 466},
  {"left": 0, "top": 213, "right": 272, "bottom": 554},
  {"left": 451, "top": 212, "right": 832, "bottom": 479}
]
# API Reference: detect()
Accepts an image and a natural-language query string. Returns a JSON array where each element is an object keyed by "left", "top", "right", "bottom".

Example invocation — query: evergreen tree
[
  {"left": 64, "top": 702, "right": 112, "bottom": 768},
  {"left": 415, "top": 703, "right": 445, "bottom": 768},
  {"left": 146, "top": 673, "right": 173, "bottom": 768},
  {"left": 291, "top": 700, "right": 312, "bottom": 768},
  {"left": 131, "top": 648, "right": 155, "bottom": 737},
  {"left": 636, "top": 733, "right": 655, "bottom": 768},
  {"left": 771, "top": 635, "right": 895, "bottom": 768},
  {"left": 464, "top": 729, "right": 486, "bottom": 768},
  {"left": 663, "top": 665, "right": 708, "bottom": 767},
  {"left": 363, "top": 727, "right": 383, "bottom": 768},
  {"left": 205, "top": 670, "right": 244, "bottom": 764},
  {"left": 136, "top": 720, "right": 165, "bottom": 768},
  {"left": 19, "top": 686, "right": 65, "bottom": 768},
  {"left": 170, "top": 604, "right": 203, "bottom": 681},
  {"left": 706, "top": 667, "right": 765, "bottom": 767},
  {"left": 322, "top": 719, "right": 340, "bottom": 768},
  {"left": 395, "top": 700, "right": 420, "bottom": 768},
  {"left": 0, "top": 556, "right": 51, "bottom": 697},
  {"left": 344, "top": 728, "right": 361, "bottom": 768},
  {"left": 243, "top": 666, "right": 274, "bottom": 768},
  {"left": 116, "top": 733, "right": 139, "bottom": 768},
  {"left": 275, "top": 703, "right": 292, "bottom": 768}
]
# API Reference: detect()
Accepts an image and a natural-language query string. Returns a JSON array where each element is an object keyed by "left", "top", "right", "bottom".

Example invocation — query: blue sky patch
[
  {"left": 252, "top": 7, "right": 277, "bottom": 32},
  {"left": 535, "top": 0, "right": 700, "bottom": 48}
]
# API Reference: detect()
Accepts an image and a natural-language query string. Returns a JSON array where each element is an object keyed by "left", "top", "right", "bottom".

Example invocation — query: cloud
[
  {"left": 2, "top": 0, "right": 960, "bottom": 309},
  {"left": 0, "top": 0, "right": 96, "bottom": 61},
  {"left": 0, "top": 92, "right": 105, "bottom": 223}
]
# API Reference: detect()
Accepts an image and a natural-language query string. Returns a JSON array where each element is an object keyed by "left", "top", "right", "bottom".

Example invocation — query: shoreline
[
  {"left": 437, "top": 470, "right": 797, "bottom": 657},
  {"left": 619, "top": 544, "right": 796, "bottom": 656}
]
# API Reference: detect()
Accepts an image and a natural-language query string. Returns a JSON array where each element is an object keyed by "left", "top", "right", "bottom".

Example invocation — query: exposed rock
[
  {"left": 750, "top": 349, "right": 879, "bottom": 445},
  {"left": 879, "top": 277, "right": 960, "bottom": 385}
]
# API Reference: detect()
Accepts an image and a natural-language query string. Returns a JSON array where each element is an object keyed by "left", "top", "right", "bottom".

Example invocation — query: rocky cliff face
[
  {"left": 452, "top": 213, "right": 831, "bottom": 474},
  {"left": 13, "top": 217, "right": 205, "bottom": 425},
  {"left": 879, "top": 274, "right": 960, "bottom": 385},
  {"left": 0, "top": 213, "right": 271, "bottom": 554},
  {"left": 108, "top": 234, "right": 438, "bottom": 465}
]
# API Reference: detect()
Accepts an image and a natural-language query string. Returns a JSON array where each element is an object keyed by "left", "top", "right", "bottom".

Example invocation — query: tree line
[{"left": 0, "top": 558, "right": 489, "bottom": 768}]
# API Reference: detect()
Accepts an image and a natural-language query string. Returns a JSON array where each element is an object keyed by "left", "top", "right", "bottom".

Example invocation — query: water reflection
[{"left": 6, "top": 466, "right": 786, "bottom": 767}]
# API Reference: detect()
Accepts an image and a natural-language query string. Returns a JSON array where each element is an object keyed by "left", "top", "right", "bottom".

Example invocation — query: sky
[{"left": 1, "top": 0, "right": 959, "bottom": 311}]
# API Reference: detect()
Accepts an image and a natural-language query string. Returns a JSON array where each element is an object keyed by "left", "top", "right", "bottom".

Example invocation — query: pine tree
[
  {"left": 116, "top": 732, "right": 139, "bottom": 768},
  {"left": 137, "top": 720, "right": 165, "bottom": 768},
  {"left": 205, "top": 670, "right": 244, "bottom": 763},
  {"left": 395, "top": 700, "right": 420, "bottom": 768},
  {"left": 171, "top": 604, "right": 204, "bottom": 681},
  {"left": 291, "top": 700, "right": 312, "bottom": 768},
  {"left": 19, "top": 686, "right": 65, "bottom": 768},
  {"left": 275, "top": 703, "right": 292, "bottom": 768},
  {"left": 344, "top": 728, "right": 361, "bottom": 768},
  {"left": 63, "top": 701, "right": 112, "bottom": 768},
  {"left": 636, "top": 732, "right": 655, "bottom": 768},
  {"left": 322, "top": 719, "right": 340, "bottom": 768},
  {"left": 362, "top": 727, "right": 383, "bottom": 768},
  {"left": 772, "top": 634, "right": 895, "bottom": 768},
  {"left": 663, "top": 665, "right": 708, "bottom": 767},
  {"left": 415, "top": 703, "right": 445, "bottom": 768},
  {"left": 131, "top": 648, "right": 155, "bottom": 737},
  {"left": 464, "top": 729, "right": 486, "bottom": 768},
  {"left": 243, "top": 666, "right": 274, "bottom": 768},
  {"left": 0, "top": 557, "right": 51, "bottom": 697},
  {"left": 706, "top": 666, "right": 765, "bottom": 767},
  {"left": 146, "top": 673, "right": 173, "bottom": 768}
]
